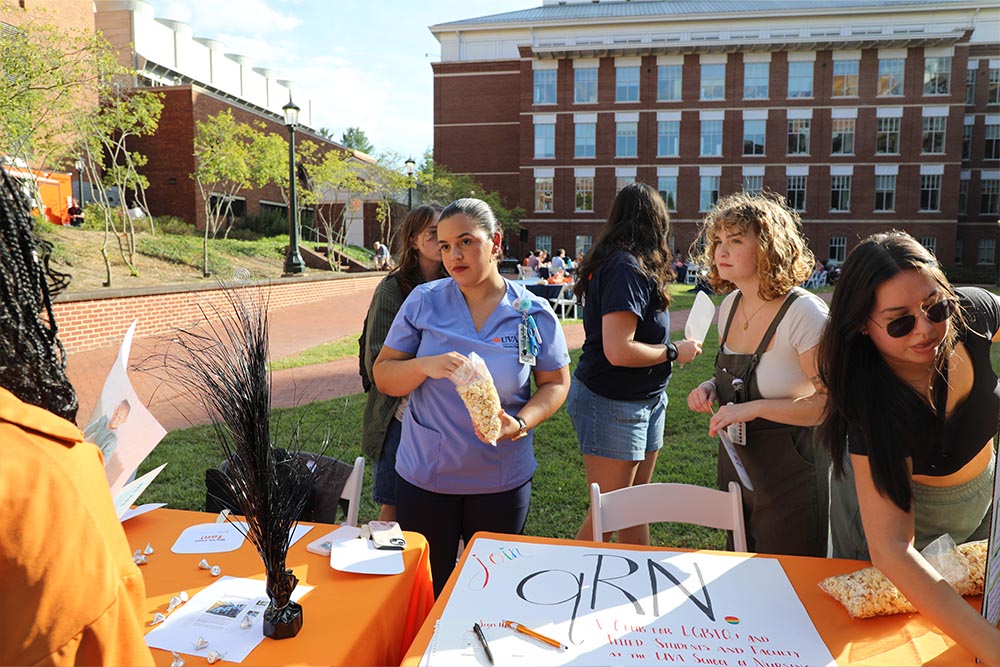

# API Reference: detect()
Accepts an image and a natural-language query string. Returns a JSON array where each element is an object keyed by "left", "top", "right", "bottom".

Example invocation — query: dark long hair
[
  {"left": 0, "top": 169, "right": 78, "bottom": 421},
  {"left": 817, "top": 231, "right": 960, "bottom": 512},
  {"left": 574, "top": 182, "right": 674, "bottom": 308},
  {"left": 389, "top": 205, "right": 446, "bottom": 296}
]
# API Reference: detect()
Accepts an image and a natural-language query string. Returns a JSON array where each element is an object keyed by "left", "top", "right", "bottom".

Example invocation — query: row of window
[
  {"left": 532, "top": 173, "right": 1000, "bottom": 217},
  {"left": 534, "top": 114, "right": 1000, "bottom": 159},
  {"left": 533, "top": 56, "right": 1000, "bottom": 105}
]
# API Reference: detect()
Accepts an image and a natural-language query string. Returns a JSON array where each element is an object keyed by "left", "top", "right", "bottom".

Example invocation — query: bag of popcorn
[{"left": 449, "top": 352, "right": 503, "bottom": 445}]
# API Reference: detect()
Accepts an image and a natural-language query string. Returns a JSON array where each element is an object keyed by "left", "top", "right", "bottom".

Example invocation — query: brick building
[{"left": 430, "top": 0, "right": 1000, "bottom": 269}]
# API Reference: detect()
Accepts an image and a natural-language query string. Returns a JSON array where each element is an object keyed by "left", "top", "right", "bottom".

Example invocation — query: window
[
  {"left": 700, "top": 175, "right": 720, "bottom": 211},
  {"left": 743, "top": 119, "right": 766, "bottom": 155},
  {"left": 574, "top": 67, "right": 598, "bottom": 103},
  {"left": 966, "top": 69, "right": 977, "bottom": 106},
  {"left": 534, "top": 69, "right": 556, "bottom": 104},
  {"left": 962, "top": 121, "right": 973, "bottom": 160},
  {"left": 983, "top": 179, "right": 1000, "bottom": 215},
  {"left": 830, "top": 175, "right": 851, "bottom": 211},
  {"left": 744, "top": 62, "right": 769, "bottom": 99},
  {"left": 877, "top": 117, "right": 901, "bottom": 154},
  {"left": 575, "top": 122, "right": 596, "bottom": 158},
  {"left": 616, "top": 121, "right": 638, "bottom": 157},
  {"left": 658, "top": 176, "right": 678, "bottom": 211},
  {"left": 832, "top": 60, "right": 859, "bottom": 97},
  {"left": 924, "top": 56, "right": 951, "bottom": 95},
  {"left": 657, "top": 121, "right": 680, "bottom": 156},
  {"left": 536, "top": 235, "right": 552, "bottom": 254},
  {"left": 987, "top": 124, "right": 1000, "bottom": 160},
  {"left": 657, "top": 64, "right": 682, "bottom": 101},
  {"left": 831, "top": 118, "right": 855, "bottom": 155},
  {"left": 701, "top": 63, "right": 725, "bottom": 100},
  {"left": 920, "top": 173, "right": 941, "bottom": 212},
  {"left": 616, "top": 66, "right": 640, "bottom": 102},
  {"left": 534, "top": 123, "right": 555, "bottom": 158},
  {"left": 788, "top": 61, "right": 813, "bottom": 98},
  {"left": 990, "top": 67, "right": 1000, "bottom": 104},
  {"left": 978, "top": 238, "right": 995, "bottom": 266},
  {"left": 955, "top": 238, "right": 964, "bottom": 263},
  {"left": 575, "top": 177, "right": 594, "bottom": 212},
  {"left": 534, "top": 177, "right": 553, "bottom": 212},
  {"left": 575, "top": 235, "right": 592, "bottom": 258},
  {"left": 919, "top": 237, "right": 937, "bottom": 256},
  {"left": 616, "top": 175, "right": 635, "bottom": 192},
  {"left": 959, "top": 178, "right": 969, "bottom": 215},
  {"left": 874, "top": 174, "right": 896, "bottom": 211},
  {"left": 701, "top": 119, "right": 722, "bottom": 156},
  {"left": 922, "top": 116, "right": 946, "bottom": 154},
  {"left": 787, "top": 119, "right": 810, "bottom": 155},
  {"left": 743, "top": 174, "right": 763, "bottom": 194},
  {"left": 787, "top": 175, "right": 807, "bottom": 211},
  {"left": 829, "top": 236, "right": 847, "bottom": 263},
  {"left": 878, "top": 59, "right": 904, "bottom": 96}
]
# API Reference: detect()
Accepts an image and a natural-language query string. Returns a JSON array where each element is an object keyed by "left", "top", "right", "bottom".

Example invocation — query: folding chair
[
  {"left": 550, "top": 283, "right": 578, "bottom": 319},
  {"left": 685, "top": 264, "right": 698, "bottom": 285},
  {"left": 337, "top": 456, "right": 365, "bottom": 527},
  {"left": 589, "top": 481, "right": 748, "bottom": 552},
  {"left": 517, "top": 265, "right": 537, "bottom": 280}
]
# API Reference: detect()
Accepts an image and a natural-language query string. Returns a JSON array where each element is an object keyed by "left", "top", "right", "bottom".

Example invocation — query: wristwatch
[
  {"left": 511, "top": 416, "right": 529, "bottom": 441},
  {"left": 665, "top": 342, "right": 679, "bottom": 363}
]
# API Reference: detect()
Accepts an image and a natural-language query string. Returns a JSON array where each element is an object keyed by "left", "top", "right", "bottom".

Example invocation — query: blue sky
[{"left": 147, "top": 1, "right": 538, "bottom": 160}]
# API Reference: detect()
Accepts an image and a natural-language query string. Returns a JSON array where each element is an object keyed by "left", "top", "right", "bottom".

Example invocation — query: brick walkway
[{"left": 66, "top": 282, "right": 693, "bottom": 432}]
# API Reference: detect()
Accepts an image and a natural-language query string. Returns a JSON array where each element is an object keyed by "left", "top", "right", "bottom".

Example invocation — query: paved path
[{"left": 66, "top": 282, "right": 696, "bottom": 432}]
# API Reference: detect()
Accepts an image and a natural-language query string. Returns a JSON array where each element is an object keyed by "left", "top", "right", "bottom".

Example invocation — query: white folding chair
[
  {"left": 550, "top": 283, "right": 578, "bottom": 319},
  {"left": 589, "top": 481, "right": 748, "bottom": 552},
  {"left": 517, "top": 265, "right": 537, "bottom": 280},
  {"left": 340, "top": 456, "right": 365, "bottom": 527},
  {"left": 685, "top": 264, "right": 698, "bottom": 285}
]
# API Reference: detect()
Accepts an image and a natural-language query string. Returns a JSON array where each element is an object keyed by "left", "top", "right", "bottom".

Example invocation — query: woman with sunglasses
[{"left": 818, "top": 231, "right": 1000, "bottom": 662}]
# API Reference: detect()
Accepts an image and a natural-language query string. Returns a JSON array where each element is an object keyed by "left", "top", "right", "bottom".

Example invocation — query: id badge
[
  {"left": 727, "top": 422, "right": 746, "bottom": 446},
  {"left": 518, "top": 319, "right": 537, "bottom": 366}
]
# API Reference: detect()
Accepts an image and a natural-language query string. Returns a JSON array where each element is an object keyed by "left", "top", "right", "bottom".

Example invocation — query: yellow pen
[{"left": 502, "top": 619, "right": 568, "bottom": 650}]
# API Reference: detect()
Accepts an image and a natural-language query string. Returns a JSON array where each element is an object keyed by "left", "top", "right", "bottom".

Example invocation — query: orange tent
[{"left": 2, "top": 164, "right": 75, "bottom": 225}]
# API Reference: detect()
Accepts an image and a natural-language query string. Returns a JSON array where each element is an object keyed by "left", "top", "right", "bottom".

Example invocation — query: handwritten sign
[{"left": 426, "top": 538, "right": 835, "bottom": 667}]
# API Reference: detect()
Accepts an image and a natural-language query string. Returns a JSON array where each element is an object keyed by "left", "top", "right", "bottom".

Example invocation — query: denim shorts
[
  {"left": 567, "top": 379, "right": 666, "bottom": 461},
  {"left": 372, "top": 417, "right": 402, "bottom": 506}
]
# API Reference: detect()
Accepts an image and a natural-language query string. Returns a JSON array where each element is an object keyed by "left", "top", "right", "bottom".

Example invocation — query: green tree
[
  {"left": 340, "top": 127, "right": 374, "bottom": 155},
  {"left": 303, "top": 148, "right": 374, "bottom": 268},
  {"left": 416, "top": 152, "right": 525, "bottom": 232}
]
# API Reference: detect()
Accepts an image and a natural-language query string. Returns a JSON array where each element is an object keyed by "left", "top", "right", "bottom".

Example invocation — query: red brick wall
[{"left": 52, "top": 274, "right": 382, "bottom": 354}]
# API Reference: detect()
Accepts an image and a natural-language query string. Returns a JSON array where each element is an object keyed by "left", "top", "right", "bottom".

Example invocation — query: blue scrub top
[{"left": 383, "top": 278, "right": 570, "bottom": 494}]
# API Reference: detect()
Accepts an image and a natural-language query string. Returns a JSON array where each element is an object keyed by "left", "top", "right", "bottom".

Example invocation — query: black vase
[{"left": 263, "top": 569, "right": 303, "bottom": 640}]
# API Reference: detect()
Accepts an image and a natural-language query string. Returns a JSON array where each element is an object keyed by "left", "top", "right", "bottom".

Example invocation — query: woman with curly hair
[
  {"left": 687, "top": 192, "right": 830, "bottom": 556},
  {"left": 570, "top": 183, "right": 702, "bottom": 543}
]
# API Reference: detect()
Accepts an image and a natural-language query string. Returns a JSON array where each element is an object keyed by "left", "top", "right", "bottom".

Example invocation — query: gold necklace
[{"left": 740, "top": 297, "right": 768, "bottom": 330}]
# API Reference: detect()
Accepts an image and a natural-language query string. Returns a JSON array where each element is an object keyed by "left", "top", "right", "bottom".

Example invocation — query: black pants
[{"left": 395, "top": 475, "right": 532, "bottom": 597}]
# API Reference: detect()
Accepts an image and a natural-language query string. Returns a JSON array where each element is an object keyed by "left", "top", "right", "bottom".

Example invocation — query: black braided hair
[{"left": 0, "top": 168, "right": 78, "bottom": 422}]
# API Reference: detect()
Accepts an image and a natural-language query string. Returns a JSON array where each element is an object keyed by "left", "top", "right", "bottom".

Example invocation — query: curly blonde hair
[{"left": 691, "top": 191, "right": 815, "bottom": 300}]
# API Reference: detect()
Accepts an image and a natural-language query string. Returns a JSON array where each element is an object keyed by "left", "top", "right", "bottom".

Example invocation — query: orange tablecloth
[
  {"left": 124, "top": 509, "right": 434, "bottom": 666},
  {"left": 401, "top": 532, "right": 982, "bottom": 667}
]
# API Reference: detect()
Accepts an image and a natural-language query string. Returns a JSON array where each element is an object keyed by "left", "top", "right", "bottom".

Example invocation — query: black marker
[{"left": 473, "top": 622, "right": 494, "bottom": 665}]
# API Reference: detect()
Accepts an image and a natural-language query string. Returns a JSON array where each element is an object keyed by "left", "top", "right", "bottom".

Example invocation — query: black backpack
[{"left": 358, "top": 311, "right": 372, "bottom": 393}]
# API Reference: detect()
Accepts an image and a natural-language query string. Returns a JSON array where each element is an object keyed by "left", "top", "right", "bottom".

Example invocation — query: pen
[
  {"left": 473, "top": 622, "right": 494, "bottom": 665},
  {"left": 502, "top": 619, "right": 568, "bottom": 650}
]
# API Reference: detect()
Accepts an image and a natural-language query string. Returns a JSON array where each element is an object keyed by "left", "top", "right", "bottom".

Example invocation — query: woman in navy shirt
[
  {"left": 818, "top": 231, "right": 1000, "bottom": 662},
  {"left": 570, "top": 183, "right": 702, "bottom": 543},
  {"left": 374, "top": 198, "right": 570, "bottom": 595}
]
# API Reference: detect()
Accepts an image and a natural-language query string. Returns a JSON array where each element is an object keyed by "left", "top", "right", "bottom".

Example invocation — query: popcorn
[
  {"left": 819, "top": 539, "right": 986, "bottom": 619},
  {"left": 448, "top": 352, "right": 503, "bottom": 445}
]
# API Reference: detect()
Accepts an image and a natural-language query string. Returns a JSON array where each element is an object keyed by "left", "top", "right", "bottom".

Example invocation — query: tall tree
[
  {"left": 340, "top": 127, "right": 374, "bottom": 155},
  {"left": 416, "top": 152, "right": 524, "bottom": 231}
]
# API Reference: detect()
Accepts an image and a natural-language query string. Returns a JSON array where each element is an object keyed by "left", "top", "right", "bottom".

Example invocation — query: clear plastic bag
[{"left": 448, "top": 352, "right": 502, "bottom": 445}]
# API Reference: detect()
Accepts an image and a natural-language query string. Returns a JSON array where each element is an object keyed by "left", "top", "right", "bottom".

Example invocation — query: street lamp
[
  {"left": 74, "top": 157, "right": 84, "bottom": 203},
  {"left": 282, "top": 96, "right": 306, "bottom": 275},
  {"left": 404, "top": 156, "right": 416, "bottom": 210}
]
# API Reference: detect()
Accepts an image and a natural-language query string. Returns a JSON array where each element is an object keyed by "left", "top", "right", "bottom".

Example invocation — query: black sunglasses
[{"left": 869, "top": 298, "right": 955, "bottom": 339}]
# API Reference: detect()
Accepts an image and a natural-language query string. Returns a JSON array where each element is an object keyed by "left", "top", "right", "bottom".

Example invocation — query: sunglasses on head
[{"left": 869, "top": 298, "right": 955, "bottom": 338}]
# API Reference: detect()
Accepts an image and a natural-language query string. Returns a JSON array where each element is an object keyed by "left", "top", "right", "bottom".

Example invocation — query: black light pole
[
  {"left": 404, "top": 156, "right": 416, "bottom": 211},
  {"left": 283, "top": 97, "right": 306, "bottom": 275},
  {"left": 74, "top": 157, "right": 84, "bottom": 205}
]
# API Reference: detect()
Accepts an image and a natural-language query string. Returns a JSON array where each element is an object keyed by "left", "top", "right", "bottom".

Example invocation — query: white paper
[
  {"left": 85, "top": 320, "right": 167, "bottom": 495},
  {"left": 425, "top": 538, "right": 835, "bottom": 667},
  {"left": 685, "top": 291, "right": 716, "bottom": 343},
  {"left": 120, "top": 502, "right": 167, "bottom": 522},
  {"left": 114, "top": 463, "right": 166, "bottom": 520},
  {"left": 327, "top": 525, "right": 405, "bottom": 575},
  {"left": 287, "top": 524, "right": 314, "bottom": 548},
  {"left": 718, "top": 429, "right": 754, "bottom": 492},
  {"left": 171, "top": 522, "right": 248, "bottom": 554},
  {"left": 145, "top": 576, "right": 313, "bottom": 663}
]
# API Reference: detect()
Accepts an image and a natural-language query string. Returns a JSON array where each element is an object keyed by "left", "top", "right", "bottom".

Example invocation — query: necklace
[{"left": 740, "top": 297, "right": 768, "bottom": 330}]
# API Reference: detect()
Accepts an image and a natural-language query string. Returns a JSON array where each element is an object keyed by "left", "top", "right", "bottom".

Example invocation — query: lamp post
[
  {"left": 404, "top": 156, "right": 416, "bottom": 211},
  {"left": 282, "top": 97, "right": 306, "bottom": 275},
  {"left": 74, "top": 157, "right": 84, "bottom": 204}
]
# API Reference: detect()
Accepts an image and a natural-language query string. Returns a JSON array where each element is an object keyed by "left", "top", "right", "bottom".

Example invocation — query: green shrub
[
  {"left": 239, "top": 211, "right": 287, "bottom": 238},
  {"left": 155, "top": 215, "right": 199, "bottom": 236},
  {"left": 944, "top": 264, "right": 997, "bottom": 285}
]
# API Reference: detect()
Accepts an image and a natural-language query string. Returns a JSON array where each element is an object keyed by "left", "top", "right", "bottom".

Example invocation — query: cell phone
[{"left": 369, "top": 521, "right": 406, "bottom": 550}]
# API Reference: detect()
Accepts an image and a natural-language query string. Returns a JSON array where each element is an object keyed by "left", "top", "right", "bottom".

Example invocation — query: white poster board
[{"left": 425, "top": 538, "right": 836, "bottom": 667}]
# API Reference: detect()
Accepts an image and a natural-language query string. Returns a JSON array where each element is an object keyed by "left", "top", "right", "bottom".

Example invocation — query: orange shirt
[{"left": 0, "top": 387, "right": 154, "bottom": 666}]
